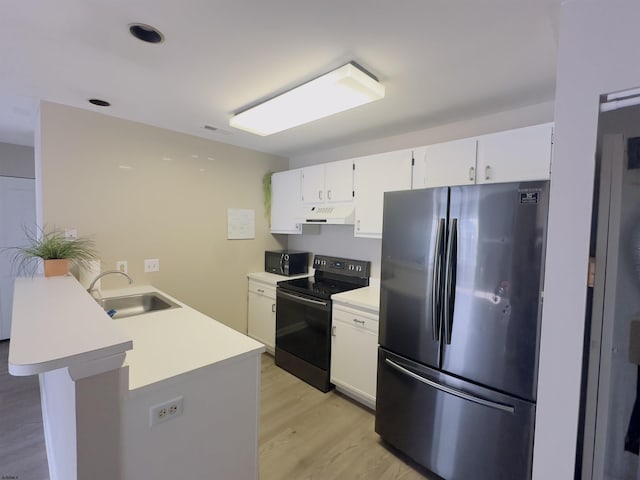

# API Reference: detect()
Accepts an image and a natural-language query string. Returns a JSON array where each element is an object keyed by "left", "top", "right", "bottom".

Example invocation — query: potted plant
[
  {"left": 263, "top": 171, "right": 272, "bottom": 225},
  {"left": 9, "top": 227, "right": 99, "bottom": 277}
]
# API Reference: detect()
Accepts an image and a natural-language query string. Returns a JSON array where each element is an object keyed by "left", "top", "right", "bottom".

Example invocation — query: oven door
[{"left": 275, "top": 288, "right": 332, "bottom": 371}]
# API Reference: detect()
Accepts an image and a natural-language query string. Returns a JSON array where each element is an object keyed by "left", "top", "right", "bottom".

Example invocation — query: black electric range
[{"left": 275, "top": 255, "right": 371, "bottom": 392}]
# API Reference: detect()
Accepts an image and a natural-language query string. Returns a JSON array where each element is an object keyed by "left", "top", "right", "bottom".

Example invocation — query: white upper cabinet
[
  {"left": 353, "top": 149, "right": 413, "bottom": 238},
  {"left": 412, "top": 123, "right": 553, "bottom": 189},
  {"left": 413, "top": 138, "right": 478, "bottom": 189},
  {"left": 300, "top": 164, "right": 325, "bottom": 204},
  {"left": 476, "top": 122, "right": 553, "bottom": 184},
  {"left": 300, "top": 159, "right": 353, "bottom": 205},
  {"left": 270, "top": 168, "right": 302, "bottom": 234}
]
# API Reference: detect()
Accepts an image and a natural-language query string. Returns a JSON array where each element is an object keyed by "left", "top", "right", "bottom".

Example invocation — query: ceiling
[{"left": 0, "top": 0, "right": 561, "bottom": 158}]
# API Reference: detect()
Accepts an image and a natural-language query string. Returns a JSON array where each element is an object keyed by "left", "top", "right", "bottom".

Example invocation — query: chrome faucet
[{"left": 87, "top": 270, "right": 133, "bottom": 296}]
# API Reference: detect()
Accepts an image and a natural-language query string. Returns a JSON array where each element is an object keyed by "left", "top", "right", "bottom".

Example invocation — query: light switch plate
[
  {"left": 144, "top": 258, "right": 160, "bottom": 272},
  {"left": 64, "top": 229, "right": 78, "bottom": 240},
  {"left": 116, "top": 261, "right": 128, "bottom": 274}
]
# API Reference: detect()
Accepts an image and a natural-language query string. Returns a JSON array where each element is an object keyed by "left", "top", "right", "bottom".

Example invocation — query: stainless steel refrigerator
[{"left": 375, "top": 180, "right": 549, "bottom": 480}]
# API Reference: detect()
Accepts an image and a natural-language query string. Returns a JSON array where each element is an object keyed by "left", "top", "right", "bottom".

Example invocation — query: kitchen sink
[{"left": 99, "top": 292, "right": 181, "bottom": 319}]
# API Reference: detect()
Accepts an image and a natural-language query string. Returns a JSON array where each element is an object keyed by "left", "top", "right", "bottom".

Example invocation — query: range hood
[{"left": 296, "top": 205, "right": 355, "bottom": 225}]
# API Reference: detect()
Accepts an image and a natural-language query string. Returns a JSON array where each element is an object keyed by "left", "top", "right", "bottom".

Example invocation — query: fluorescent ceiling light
[{"left": 229, "top": 62, "right": 385, "bottom": 136}]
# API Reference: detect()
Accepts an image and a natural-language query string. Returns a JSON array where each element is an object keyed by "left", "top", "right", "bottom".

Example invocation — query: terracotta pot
[{"left": 44, "top": 259, "right": 70, "bottom": 277}]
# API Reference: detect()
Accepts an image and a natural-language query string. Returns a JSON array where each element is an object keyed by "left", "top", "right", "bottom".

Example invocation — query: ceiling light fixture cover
[{"left": 229, "top": 62, "right": 385, "bottom": 136}]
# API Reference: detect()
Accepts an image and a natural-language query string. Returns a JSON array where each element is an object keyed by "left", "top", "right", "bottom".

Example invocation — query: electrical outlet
[
  {"left": 149, "top": 396, "right": 183, "bottom": 426},
  {"left": 64, "top": 229, "right": 78, "bottom": 240},
  {"left": 144, "top": 258, "right": 160, "bottom": 272},
  {"left": 116, "top": 261, "right": 128, "bottom": 274}
]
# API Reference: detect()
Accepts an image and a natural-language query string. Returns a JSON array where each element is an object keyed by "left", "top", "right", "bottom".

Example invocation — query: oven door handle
[{"left": 277, "top": 290, "right": 328, "bottom": 307}]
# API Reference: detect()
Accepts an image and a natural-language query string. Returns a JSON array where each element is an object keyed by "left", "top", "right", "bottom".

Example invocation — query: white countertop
[
  {"left": 9, "top": 277, "right": 265, "bottom": 391},
  {"left": 100, "top": 285, "right": 265, "bottom": 391},
  {"left": 331, "top": 283, "right": 380, "bottom": 313},
  {"left": 247, "top": 271, "right": 311, "bottom": 285},
  {"left": 9, "top": 276, "right": 133, "bottom": 376}
]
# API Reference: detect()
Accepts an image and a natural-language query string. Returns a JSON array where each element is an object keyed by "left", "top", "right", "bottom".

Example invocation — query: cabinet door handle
[
  {"left": 257, "top": 288, "right": 264, "bottom": 293},
  {"left": 318, "top": 190, "right": 323, "bottom": 200},
  {"left": 271, "top": 303, "right": 276, "bottom": 313},
  {"left": 327, "top": 189, "right": 332, "bottom": 200},
  {"left": 469, "top": 166, "right": 475, "bottom": 181},
  {"left": 485, "top": 165, "right": 491, "bottom": 180},
  {"left": 353, "top": 318, "right": 365, "bottom": 325},
  {"left": 356, "top": 219, "right": 361, "bottom": 231},
  {"left": 331, "top": 326, "right": 336, "bottom": 337}
]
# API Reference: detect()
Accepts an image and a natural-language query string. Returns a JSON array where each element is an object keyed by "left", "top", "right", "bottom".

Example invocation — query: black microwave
[{"left": 265, "top": 250, "right": 309, "bottom": 276}]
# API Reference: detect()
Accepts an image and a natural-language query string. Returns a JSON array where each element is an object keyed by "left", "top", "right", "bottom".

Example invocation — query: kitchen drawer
[
  {"left": 248, "top": 281, "right": 275, "bottom": 298},
  {"left": 333, "top": 304, "right": 378, "bottom": 334}
]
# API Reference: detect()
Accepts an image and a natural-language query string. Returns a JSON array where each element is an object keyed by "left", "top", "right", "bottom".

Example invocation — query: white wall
[
  {"left": 38, "top": 101, "right": 288, "bottom": 333},
  {"left": 534, "top": 1, "right": 640, "bottom": 478},
  {"left": 0, "top": 141, "right": 34, "bottom": 178}
]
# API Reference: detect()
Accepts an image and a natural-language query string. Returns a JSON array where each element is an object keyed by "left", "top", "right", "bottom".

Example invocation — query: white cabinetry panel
[
  {"left": 247, "top": 280, "right": 276, "bottom": 353},
  {"left": 413, "top": 138, "right": 478, "bottom": 189},
  {"left": 300, "top": 159, "right": 353, "bottom": 205},
  {"left": 476, "top": 122, "right": 553, "bottom": 184},
  {"left": 353, "top": 149, "right": 412, "bottom": 238},
  {"left": 331, "top": 303, "right": 379, "bottom": 409},
  {"left": 412, "top": 123, "right": 553, "bottom": 190},
  {"left": 324, "top": 159, "right": 353, "bottom": 203},
  {"left": 270, "top": 169, "right": 302, "bottom": 234}
]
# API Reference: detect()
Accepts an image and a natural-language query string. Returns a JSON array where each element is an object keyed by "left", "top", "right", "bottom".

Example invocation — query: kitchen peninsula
[{"left": 8, "top": 275, "right": 264, "bottom": 480}]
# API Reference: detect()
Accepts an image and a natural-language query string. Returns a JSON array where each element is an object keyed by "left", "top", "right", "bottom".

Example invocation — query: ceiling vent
[{"left": 203, "top": 125, "right": 232, "bottom": 135}]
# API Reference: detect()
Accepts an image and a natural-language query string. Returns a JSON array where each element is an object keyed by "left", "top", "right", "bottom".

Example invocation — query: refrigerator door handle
[
  {"left": 385, "top": 358, "right": 515, "bottom": 414},
  {"left": 431, "top": 218, "right": 446, "bottom": 341},
  {"left": 444, "top": 218, "right": 458, "bottom": 344}
]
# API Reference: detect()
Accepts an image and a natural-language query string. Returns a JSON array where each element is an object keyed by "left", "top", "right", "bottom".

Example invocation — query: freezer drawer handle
[{"left": 384, "top": 358, "right": 515, "bottom": 414}]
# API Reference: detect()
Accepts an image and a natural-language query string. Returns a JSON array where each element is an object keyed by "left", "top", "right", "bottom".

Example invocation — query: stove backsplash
[{"left": 287, "top": 225, "right": 382, "bottom": 279}]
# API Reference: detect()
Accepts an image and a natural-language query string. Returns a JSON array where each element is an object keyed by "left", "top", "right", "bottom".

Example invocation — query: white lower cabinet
[
  {"left": 331, "top": 303, "right": 379, "bottom": 409},
  {"left": 247, "top": 279, "right": 276, "bottom": 354}
]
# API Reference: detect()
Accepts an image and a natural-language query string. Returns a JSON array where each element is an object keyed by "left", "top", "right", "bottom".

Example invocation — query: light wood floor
[
  {"left": 0, "top": 342, "right": 431, "bottom": 480},
  {"left": 259, "top": 354, "right": 432, "bottom": 480}
]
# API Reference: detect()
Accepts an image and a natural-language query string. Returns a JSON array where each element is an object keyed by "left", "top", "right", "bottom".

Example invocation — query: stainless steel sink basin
[{"left": 99, "top": 292, "right": 181, "bottom": 319}]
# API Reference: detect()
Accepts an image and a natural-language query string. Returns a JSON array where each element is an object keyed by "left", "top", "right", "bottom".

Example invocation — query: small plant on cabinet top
[
  {"left": 7, "top": 226, "right": 98, "bottom": 277},
  {"left": 263, "top": 171, "right": 272, "bottom": 225}
]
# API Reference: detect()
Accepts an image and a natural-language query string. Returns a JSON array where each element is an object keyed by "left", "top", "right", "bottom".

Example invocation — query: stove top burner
[
  {"left": 277, "top": 255, "right": 371, "bottom": 300},
  {"left": 277, "top": 277, "right": 364, "bottom": 300}
]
